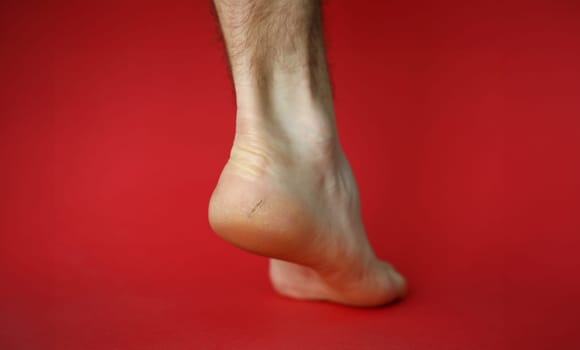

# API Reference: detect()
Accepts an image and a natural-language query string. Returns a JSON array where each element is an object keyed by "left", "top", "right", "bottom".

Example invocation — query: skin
[{"left": 209, "top": 0, "right": 407, "bottom": 307}]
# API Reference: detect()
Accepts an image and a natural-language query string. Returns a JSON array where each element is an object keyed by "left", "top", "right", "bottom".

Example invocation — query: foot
[{"left": 208, "top": 99, "right": 407, "bottom": 307}]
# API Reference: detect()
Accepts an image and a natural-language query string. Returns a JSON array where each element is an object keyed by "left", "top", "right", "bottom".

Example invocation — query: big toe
[
  {"left": 335, "top": 261, "right": 407, "bottom": 307},
  {"left": 387, "top": 266, "right": 407, "bottom": 299},
  {"left": 374, "top": 262, "right": 407, "bottom": 304}
]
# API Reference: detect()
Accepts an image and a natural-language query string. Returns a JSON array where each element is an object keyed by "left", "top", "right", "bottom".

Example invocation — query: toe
[{"left": 388, "top": 267, "right": 408, "bottom": 299}]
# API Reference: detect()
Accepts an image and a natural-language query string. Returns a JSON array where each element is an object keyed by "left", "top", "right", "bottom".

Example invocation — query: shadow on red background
[{"left": 1, "top": 0, "right": 579, "bottom": 349}]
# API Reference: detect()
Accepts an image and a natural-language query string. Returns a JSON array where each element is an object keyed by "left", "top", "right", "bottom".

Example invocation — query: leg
[{"left": 209, "top": 0, "right": 406, "bottom": 307}]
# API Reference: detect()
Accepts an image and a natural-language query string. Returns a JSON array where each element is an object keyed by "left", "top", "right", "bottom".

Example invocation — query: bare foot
[
  {"left": 210, "top": 0, "right": 406, "bottom": 308},
  {"left": 208, "top": 103, "right": 407, "bottom": 307}
]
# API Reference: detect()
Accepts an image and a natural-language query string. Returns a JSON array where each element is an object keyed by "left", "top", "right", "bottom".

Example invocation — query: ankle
[
  {"left": 234, "top": 102, "right": 340, "bottom": 161},
  {"left": 235, "top": 66, "right": 334, "bottom": 115}
]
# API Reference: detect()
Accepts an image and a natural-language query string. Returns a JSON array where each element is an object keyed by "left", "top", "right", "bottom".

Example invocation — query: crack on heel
[{"left": 248, "top": 199, "right": 264, "bottom": 217}]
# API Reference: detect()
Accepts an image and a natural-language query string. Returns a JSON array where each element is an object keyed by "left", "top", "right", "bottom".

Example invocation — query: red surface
[{"left": 1, "top": 0, "right": 580, "bottom": 349}]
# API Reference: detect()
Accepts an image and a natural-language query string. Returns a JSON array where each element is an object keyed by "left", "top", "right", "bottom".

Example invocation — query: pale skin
[{"left": 209, "top": 0, "right": 407, "bottom": 307}]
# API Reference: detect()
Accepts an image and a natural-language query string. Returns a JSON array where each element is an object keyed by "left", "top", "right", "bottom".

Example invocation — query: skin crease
[{"left": 209, "top": 0, "right": 407, "bottom": 307}]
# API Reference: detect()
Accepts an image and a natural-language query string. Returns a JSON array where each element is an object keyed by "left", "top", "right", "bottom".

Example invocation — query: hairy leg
[{"left": 209, "top": 0, "right": 406, "bottom": 307}]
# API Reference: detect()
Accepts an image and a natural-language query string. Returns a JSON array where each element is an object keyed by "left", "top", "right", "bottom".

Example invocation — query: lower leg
[{"left": 209, "top": 0, "right": 406, "bottom": 306}]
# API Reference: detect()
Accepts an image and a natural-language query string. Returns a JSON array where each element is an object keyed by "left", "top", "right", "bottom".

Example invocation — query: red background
[{"left": 1, "top": 0, "right": 579, "bottom": 349}]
